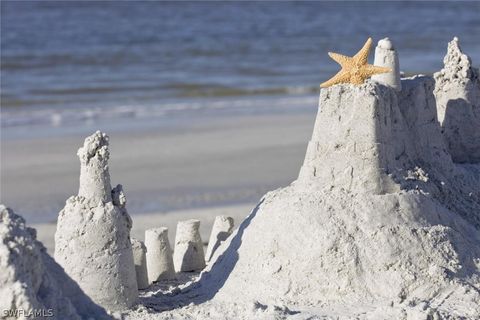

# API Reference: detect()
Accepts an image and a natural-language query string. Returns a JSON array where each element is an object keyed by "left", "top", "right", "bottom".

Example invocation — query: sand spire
[
  {"left": 434, "top": 37, "right": 480, "bottom": 163},
  {"left": 54, "top": 131, "right": 138, "bottom": 311},
  {"left": 77, "top": 131, "right": 112, "bottom": 203}
]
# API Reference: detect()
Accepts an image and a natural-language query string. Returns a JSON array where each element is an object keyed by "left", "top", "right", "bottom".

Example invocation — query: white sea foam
[{"left": 1, "top": 95, "right": 317, "bottom": 130}]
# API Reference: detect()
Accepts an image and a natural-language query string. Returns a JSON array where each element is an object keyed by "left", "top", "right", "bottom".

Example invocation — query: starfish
[{"left": 320, "top": 38, "right": 391, "bottom": 88}]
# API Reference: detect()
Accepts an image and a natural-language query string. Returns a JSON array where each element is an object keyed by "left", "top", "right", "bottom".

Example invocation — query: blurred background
[{"left": 2, "top": 1, "right": 480, "bottom": 224}]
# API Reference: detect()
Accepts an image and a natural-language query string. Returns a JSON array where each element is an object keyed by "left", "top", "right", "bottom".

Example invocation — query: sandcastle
[
  {"left": 145, "top": 227, "right": 175, "bottom": 282},
  {"left": 54, "top": 131, "right": 138, "bottom": 311},
  {"left": 149, "top": 37, "right": 480, "bottom": 319},
  {"left": 1, "top": 37, "right": 479, "bottom": 319},
  {"left": 173, "top": 219, "right": 206, "bottom": 272}
]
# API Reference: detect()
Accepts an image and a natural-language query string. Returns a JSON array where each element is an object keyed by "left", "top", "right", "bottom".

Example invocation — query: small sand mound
[{"left": 0, "top": 205, "right": 109, "bottom": 320}]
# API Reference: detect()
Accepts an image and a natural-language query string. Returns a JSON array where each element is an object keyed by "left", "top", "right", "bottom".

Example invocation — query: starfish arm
[
  {"left": 327, "top": 52, "right": 352, "bottom": 67},
  {"left": 353, "top": 37, "right": 373, "bottom": 65},
  {"left": 320, "top": 70, "right": 350, "bottom": 88},
  {"left": 362, "top": 64, "right": 391, "bottom": 77}
]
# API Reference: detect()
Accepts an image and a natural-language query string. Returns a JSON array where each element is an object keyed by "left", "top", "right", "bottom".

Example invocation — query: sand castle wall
[
  {"left": 298, "top": 74, "right": 456, "bottom": 193},
  {"left": 297, "top": 81, "right": 408, "bottom": 194}
]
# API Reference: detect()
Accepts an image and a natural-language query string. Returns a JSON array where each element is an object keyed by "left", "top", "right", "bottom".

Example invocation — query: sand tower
[
  {"left": 54, "top": 131, "right": 138, "bottom": 311},
  {"left": 434, "top": 37, "right": 480, "bottom": 163},
  {"left": 371, "top": 37, "right": 401, "bottom": 91}
]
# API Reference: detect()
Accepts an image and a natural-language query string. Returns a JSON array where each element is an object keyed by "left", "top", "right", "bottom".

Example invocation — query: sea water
[{"left": 1, "top": 1, "right": 479, "bottom": 135}]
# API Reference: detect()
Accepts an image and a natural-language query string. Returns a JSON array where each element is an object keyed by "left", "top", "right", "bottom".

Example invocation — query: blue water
[{"left": 1, "top": 1, "right": 480, "bottom": 130}]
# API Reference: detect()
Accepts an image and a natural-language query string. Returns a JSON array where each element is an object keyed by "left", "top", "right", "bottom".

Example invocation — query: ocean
[{"left": 1, "top": 1, "right": 480, "bottom": 134}]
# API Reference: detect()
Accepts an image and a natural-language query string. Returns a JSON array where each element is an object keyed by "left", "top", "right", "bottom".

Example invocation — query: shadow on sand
[{"left": 140, "top": 199, "right": 264, "bottom": 312}]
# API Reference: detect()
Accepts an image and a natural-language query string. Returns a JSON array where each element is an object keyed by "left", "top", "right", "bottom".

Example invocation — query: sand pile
[
  {"left": 55, "top": 131, "right": 138, "bottom": 312},
  {"left": 0, "top": 205, "right": 109, "bottom": 320},
  {"left": 136, "top": 38, "right": 480, "bottom": 319}
]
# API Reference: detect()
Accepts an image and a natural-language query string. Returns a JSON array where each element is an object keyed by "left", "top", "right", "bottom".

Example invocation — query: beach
[{"left": 2, "top": 108, "right": 316, "bottom": 253}]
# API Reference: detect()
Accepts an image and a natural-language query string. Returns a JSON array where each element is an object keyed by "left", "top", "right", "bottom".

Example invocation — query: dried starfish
[{"left": 320, "top": 38, "right": 391, "bottom": 88}]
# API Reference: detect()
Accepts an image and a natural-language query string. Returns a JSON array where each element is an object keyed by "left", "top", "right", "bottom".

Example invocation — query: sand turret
[
  {"left": 173, "top": 219, "right": 206, "bottom": 272},
  {"left": 131, "top": 238, "right": 149, "bottom": 289},
  {"left": 77, "top": 131, "right": 112, "bottom": 203},
  {"left": 54, "top": 131, "right": 138, "bottom": 311},
  {"left": 145, "top": 227, "right": 175, "bottom": 282},
  {"left": 434, "top": 37, "right": 480, "bottom": 163},
  {"left": 371, "top": 37, "right": 402, "bottom": 91},
  {"left": 205, "top": 216, "right": 234, "bottom": 262}
]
